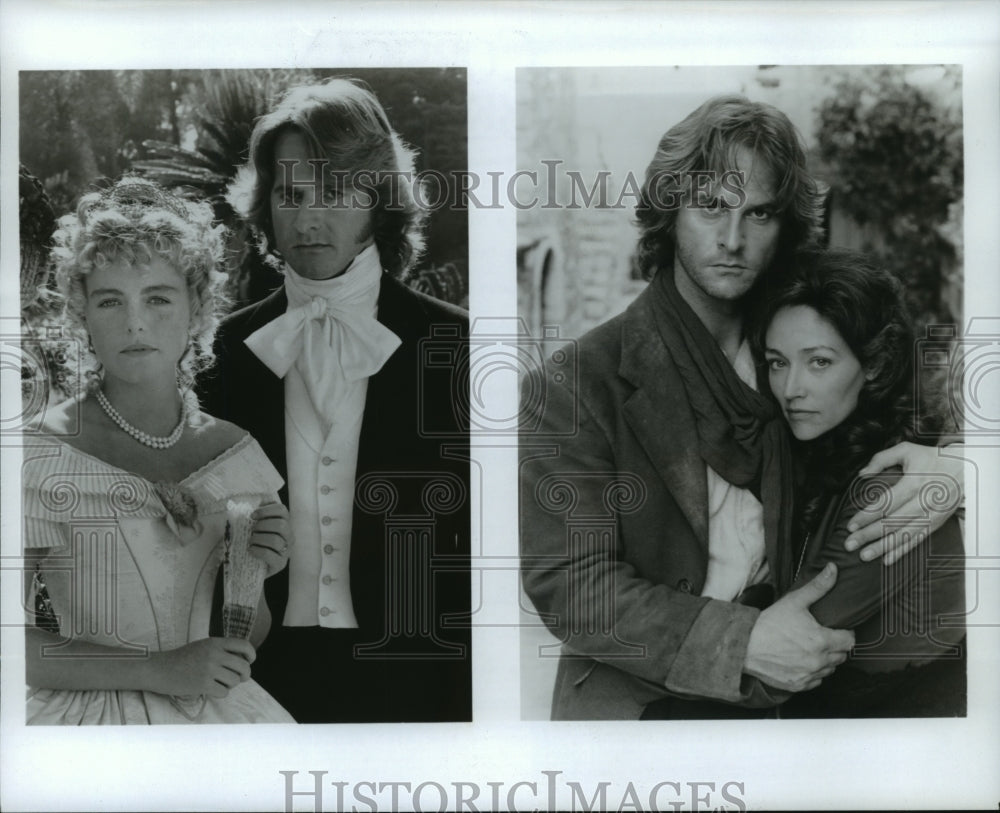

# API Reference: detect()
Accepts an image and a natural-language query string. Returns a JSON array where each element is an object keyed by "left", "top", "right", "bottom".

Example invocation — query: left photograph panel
[{"left": 18, "top": 68, "right": 472, "bottom": 725}]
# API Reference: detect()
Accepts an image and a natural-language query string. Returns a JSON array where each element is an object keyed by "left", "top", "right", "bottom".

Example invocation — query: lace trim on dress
[{"left": 184, "top": 434, "right": 284, "bottom": 512}]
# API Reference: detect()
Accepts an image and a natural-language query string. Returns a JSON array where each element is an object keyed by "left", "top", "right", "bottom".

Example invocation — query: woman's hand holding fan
[
  {"left": 222, "top": 500, "right": 291, "bottom": 640},
  {"left": 247, "top": 502, "right": 292, "bottom": 577}
]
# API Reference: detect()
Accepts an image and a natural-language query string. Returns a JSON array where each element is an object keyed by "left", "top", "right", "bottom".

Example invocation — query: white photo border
[{"left": 2, "top": 1, "right": 998, "bottom": 811}]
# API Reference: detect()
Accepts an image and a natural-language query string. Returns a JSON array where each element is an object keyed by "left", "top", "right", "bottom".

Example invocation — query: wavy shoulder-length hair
[
  {"left": 226, "top": 77, "right": 426, "bottom": 279},
  {"left": 751, "top": 248, "right": 919, "bottom": 510},
  {"left": 52, "top": 176, "right": 228, "bottom": 400},
  {"left": 635, "top": 94, "right": 825, "bottom": 281}
]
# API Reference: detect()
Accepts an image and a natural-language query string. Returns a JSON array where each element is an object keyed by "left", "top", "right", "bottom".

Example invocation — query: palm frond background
[{"left": 20, "top": 68, "right": 469, "bottom": 312}]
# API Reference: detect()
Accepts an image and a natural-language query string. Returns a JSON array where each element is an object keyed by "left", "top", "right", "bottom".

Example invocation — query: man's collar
[
  {"left": 618, "top": 281, "right": 671, "bottom": 388},
  {"left": 281, "top": 243, "right": 382, "bottom": 295}
]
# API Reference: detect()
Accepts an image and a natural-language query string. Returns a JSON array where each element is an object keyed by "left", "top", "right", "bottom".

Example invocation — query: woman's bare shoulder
[{"left": 37, "top": 395, "right": 115, "bottom": 458}]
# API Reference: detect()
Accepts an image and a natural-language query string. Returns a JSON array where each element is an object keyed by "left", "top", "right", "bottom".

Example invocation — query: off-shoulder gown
[{"left": 23, "top": 434, "right": 294, "bottom": 724}]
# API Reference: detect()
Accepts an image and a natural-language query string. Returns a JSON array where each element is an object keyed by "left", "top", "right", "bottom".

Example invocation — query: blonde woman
[{"left": 24, "top": 177, "right": 294, "bottom": 724}]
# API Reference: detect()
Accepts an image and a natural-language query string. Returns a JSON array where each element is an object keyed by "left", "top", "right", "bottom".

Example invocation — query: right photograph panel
[{"left": 516, "top": 65, "right": 967, "bottom": 721}]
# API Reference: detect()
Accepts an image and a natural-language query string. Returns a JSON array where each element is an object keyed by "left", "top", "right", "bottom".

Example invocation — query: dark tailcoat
[{"left": 201, "top": 275, "right": 471, "bottom": 722}]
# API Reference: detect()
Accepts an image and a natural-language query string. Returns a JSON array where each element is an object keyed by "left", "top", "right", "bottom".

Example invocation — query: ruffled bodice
[
  {"left": 22, "top": 433, "right": 294, "bottom": 725},
  {"left": 23, "top": 432, "right": 283, "bottom": 550}
]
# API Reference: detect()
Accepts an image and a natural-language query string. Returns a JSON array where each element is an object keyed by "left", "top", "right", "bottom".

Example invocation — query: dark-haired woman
[{"left": 756, "top": 248, "right": 965, "bottom": 717}]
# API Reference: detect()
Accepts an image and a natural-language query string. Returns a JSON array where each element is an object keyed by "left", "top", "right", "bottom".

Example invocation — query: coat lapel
[
  {"left": 242, "top": 285, "right": 289, "bottom": 332},
  {"left": 619, "top": 286, "right": 709, "bottom": 549},
  {"left": 233, "top": 286, "right": 290, "bottom": 483},
  {"left": 356, "top": 275, "right": 417, "bottom": 474},
  {"left": 373, "top": 274, "right": 421, "bottom": 339}
]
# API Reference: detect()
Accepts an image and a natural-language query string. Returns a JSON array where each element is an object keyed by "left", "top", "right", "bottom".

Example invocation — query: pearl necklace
[{"left": 95, "top": 388, "right": 186, "bottom": 450}]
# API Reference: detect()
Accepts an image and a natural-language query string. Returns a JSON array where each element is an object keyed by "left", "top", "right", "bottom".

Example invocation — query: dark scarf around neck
[{"left": 650, "top": 270, "right": 796, "bottom": 591}]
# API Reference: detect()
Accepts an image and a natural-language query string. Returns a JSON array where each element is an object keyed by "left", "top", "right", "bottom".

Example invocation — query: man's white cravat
[
  {"left": 244, "top": 244, "right": 400, "bottom": 629},
  {"left": 244, "top": 244, "right": 401, "bottom": 414}
]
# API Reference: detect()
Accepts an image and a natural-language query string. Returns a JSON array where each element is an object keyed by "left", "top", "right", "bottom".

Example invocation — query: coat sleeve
[
  {"left": 519, "top": 352, "right": 781, "bottom": 708},
  {"left": 791, "top": 472, "right": 922, "bottom": 630}
]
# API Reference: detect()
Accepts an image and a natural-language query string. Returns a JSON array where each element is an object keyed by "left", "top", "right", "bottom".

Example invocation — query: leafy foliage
[
  {"left": 19, "top": 68, "right": 469, "bottom": 311},
  {"left": 131, "top": 70, "right": 305, "bottom": 306},
  {"left": 19, "top": 165, "right": 80, "bottom": 405},
  {"left": 20, "top": 70, "right": 184, "bottom": 214},
  {"left": 19, "top": 164, "right": 56, "bottom": 305},
  {"left": 815, "top": 66, "right": 963, "bottom": 328}
]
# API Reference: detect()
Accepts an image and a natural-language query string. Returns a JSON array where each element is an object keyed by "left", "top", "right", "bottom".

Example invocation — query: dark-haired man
[
  {"left": 202, "top": 78, "right": 471, "bottom": 723},
  {"left": 520, "top": 94, "right": 963, "bottom": 720}
]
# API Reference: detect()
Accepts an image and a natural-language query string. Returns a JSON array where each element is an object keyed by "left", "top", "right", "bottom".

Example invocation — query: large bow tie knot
[
  {"left": 305, "top": 296, "right": 327, "bottom": 321},
  {"left": 243, "top": 245, "right": 401, "bottom": 414}
]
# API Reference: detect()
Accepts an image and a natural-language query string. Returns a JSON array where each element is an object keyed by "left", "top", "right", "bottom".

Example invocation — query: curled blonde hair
[{"left": 51, "top": 176, "right": 229, "bottom": 400}]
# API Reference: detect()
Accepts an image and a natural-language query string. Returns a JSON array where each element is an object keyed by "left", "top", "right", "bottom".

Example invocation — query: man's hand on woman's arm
[
  {"left": 743, "top": 563, "right": 855, "bottom": 692},
  {"left": 845, "top": 441, "right": 964, "bottom": 565}
]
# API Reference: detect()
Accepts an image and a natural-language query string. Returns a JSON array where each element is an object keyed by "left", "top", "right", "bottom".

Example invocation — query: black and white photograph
[
  {"left": 14, "top": 66, "right": 472, "bottom": 726},
  {"left": 517, "top": 65, "right": 969, "bottom": 722},
  {"left": 1, "top": 2, "right": 998, "bottom": 811}
]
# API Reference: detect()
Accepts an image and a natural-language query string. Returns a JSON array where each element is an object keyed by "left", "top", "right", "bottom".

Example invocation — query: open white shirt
[{"left": 699, "top": 340, "right": 770, "bottom": 601}]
